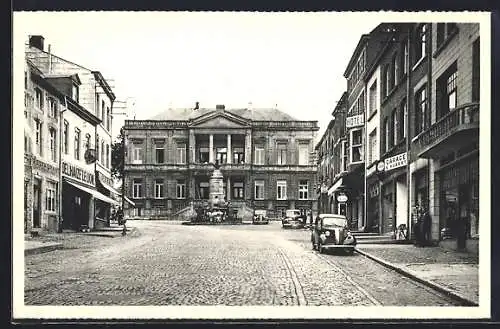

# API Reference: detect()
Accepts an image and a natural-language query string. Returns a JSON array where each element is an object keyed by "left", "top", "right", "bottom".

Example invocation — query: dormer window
[{"left": 72, "top": 84, "right": 79, "bottom": 102}]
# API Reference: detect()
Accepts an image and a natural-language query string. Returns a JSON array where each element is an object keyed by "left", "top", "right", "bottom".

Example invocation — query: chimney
[
  {"left": 29, "top": 35, "right": 44, "bottom": 51},
  {"left": 215, "top": 104, "right": 225, "bottom": 110}
]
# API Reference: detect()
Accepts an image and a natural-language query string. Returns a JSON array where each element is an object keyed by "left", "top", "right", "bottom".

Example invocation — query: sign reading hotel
[
  {"left": 384, "top": 152, "right": 407, "bottom": 171},
  {"left": 346, "top": 114, "right": 364, "bottom": 129},
  {"left": 62, "top": 161, "right": 95, "bottom": 185}
]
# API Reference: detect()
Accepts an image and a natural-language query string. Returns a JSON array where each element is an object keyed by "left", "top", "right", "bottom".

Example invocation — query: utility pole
[{"left": 405, "top": 25, "right": 412, "bottom": 240}]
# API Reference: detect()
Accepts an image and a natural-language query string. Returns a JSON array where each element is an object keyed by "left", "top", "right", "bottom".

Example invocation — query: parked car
[
  {"left": 311, "top": 214, "right": 356, "bottom": 254},
  {"left": 252, "top": 210, "right": 269, "bottom": 225},
  {"left": 282, "top": 209, "right": 304, "bottom": 229}
]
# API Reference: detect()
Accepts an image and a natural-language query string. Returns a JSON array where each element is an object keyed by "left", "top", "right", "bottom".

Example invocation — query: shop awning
[
  {"left": 65, "top": 179, "right": 120, "bottom": 206},
  {"left": 124, "top": 196, "right": 136, "bottom": 207},
  {"left": 328, "top": 178, "right": 343, "bottom": 196},
  {"left": 98, "top": 175, "right": 121, "bottom": 196}
]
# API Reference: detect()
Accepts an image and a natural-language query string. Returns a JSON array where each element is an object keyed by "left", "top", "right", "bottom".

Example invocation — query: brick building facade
[{"left": 123, "top": 105, "right": 319, "bottom": 220}]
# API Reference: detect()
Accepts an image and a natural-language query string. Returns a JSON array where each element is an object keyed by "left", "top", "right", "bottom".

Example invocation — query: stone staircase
[{"left": 351, "top": 231, "right": 411, "bottom": 244}]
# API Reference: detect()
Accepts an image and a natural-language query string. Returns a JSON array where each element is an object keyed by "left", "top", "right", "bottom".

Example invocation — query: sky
[{"left": 16, "top": 12, "right": 384, "bottom": 142}]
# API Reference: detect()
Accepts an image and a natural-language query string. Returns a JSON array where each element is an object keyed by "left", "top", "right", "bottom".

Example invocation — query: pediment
[{"left": 189, "top": 110, "right": 250, "bottom": 128}]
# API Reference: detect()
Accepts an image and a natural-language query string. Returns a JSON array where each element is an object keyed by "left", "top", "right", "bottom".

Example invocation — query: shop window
[
  {"left": 298, "top": 180, "right": 308, "bottom": 200},
  {"left": 277, "top": 143, "right": 287, "bottom": 165},
  {"left": 154, "top": 179, "right": 164, "bottom": 198},
  {"left": 277, "top": 180, "right": 287, "bottom": 200},
  {"left": 437, "top": 62, "right": 458, "bottom": 119},
  {"left": 176, "top": 180, "right": 186, "bottom": 199},
  {"left": 254, "top": 180, "right": 265, "bottom": 200},
  {"left": 45, "top": 181, "right": 57, "bottom": 212},
  {"left": 254, "top": 146, "right": 265, "bottom": 165},
  {"left": 133, "top": 179, "right": 143, "bottom": 198},
  {"left": 233, "top": 182, "right": 244, "bottom": 199}
]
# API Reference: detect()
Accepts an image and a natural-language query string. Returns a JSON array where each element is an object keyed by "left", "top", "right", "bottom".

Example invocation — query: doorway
[{"left": 33, "top": 178, "right": 41, "bottom": 228}]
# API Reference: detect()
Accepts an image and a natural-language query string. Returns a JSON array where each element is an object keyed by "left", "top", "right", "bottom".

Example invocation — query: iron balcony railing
[{"left": 414, "top": 102, "right": 479, "bottom": 154}]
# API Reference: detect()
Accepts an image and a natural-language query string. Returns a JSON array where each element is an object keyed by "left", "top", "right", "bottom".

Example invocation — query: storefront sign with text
[
  {"left": 384, "top": 152, "right": 407, "bottom": 171},
  {"left": 346, "top": 115, "right": 364, "bottom": 128},
  {"left": 62, "top": 162, "right": 95, "bottom": 185}
]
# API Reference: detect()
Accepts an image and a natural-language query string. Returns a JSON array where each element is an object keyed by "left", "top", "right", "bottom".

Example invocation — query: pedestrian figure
[
  {"left": 422, "top": 206, "right": 432, "bottom": 246},
  {"left": 413, "top": 204, "right": 423, "bottom": 247}
]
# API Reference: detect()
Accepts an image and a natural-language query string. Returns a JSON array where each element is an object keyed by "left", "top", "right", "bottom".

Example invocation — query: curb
[
  {"left": 25, "top": 243, "right": 63, "bottom": 256},
  {"left": 354, "top": 247, "right": 478, "bottom": 306}
]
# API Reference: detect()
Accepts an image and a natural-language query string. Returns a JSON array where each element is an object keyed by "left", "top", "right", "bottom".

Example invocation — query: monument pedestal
[{"left": 209, "top": 165, "right": 225, "bottom": 208}]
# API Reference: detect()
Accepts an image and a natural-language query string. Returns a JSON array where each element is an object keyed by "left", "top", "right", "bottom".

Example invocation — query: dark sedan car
[
  {"left": 311, "top": 214, "right": 356, "bottom": 254},
  {"left": 282, "top": 209, "right": 304, "bottom": 229}
]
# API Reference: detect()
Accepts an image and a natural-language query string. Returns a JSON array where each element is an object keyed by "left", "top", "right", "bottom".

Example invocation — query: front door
[{"left": 33, "top": 178, "right": 41, "bottom": 228}]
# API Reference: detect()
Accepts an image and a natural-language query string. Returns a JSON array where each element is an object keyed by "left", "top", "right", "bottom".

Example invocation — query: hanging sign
[
  {"left": 337, "top": 193, "right": 348, "bottom": 203},
  {"left": 384, "top": 152, "right": 407, "bottom": 171},
  {"left": 346, "top": 114, "right": 364, "bottom": 128}
]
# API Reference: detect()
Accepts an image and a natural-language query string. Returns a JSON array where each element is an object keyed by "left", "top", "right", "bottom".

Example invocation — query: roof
[
  {"left": 149, "top": 107, "right": 298, "bottom": 121},
  {"left": 343, "top": 34, "right": 370, "bottom": 77}
]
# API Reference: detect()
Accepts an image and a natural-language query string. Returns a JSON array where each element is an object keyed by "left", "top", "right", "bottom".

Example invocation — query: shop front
[{"left": 96, "top": 169, "right": 121, "bottom": 228}]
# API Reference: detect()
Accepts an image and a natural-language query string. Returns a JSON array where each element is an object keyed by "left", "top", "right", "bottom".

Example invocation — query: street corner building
[
  {"left": 122, "top": 104, "right": 320, "bottom": 221},
  {"left": 315, "top": 23, "right": 479, "bottom": 252},
  {"left": 24, "top": 35, "right": 121, "bottom": 234}
]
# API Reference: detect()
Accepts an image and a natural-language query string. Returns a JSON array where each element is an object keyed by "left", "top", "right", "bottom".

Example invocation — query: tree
[{"left": 111, "top": 126, "right": 124, "bottom": 181}]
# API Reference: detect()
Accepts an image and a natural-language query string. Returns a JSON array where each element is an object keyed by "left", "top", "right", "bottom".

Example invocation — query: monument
[{"left": 209, "top": 160, "right": 225, "bottom": 208}]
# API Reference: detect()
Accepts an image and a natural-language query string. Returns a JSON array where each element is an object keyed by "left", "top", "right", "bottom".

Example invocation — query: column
[
  {"left": 209, "top": 134, "right": 214, "bottom": 164},
  {"left": 189, "top": 130, "right": 196, "bottom": 164},
  {"left": 227, "top": 134, "right": 232, "bottom": 164},
  {"left": 226, "top": 177, "right": 231, "bottom": 201}
]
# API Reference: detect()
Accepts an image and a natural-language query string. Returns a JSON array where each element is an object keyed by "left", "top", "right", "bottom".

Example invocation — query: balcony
[{"left": 414, "top": 102, "right": 479, "bottom": 158}]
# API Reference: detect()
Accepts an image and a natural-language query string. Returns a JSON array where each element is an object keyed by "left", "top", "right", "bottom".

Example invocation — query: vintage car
[
  {"left": 282, "top": 209, "right": 305, "bottom": 229},
  {"left": 311, "top": 214, "right": 357, "bottom": 254},
  {"left": 252, "top": 210, "right": 269, "bottom": 225}
]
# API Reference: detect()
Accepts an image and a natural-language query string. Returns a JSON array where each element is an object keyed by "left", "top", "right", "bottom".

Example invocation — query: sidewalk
[{"left": 355, "top": 244, "right": 479, "bottom": 305}]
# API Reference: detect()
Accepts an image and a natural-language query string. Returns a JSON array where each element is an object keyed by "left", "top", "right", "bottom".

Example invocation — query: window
[
  {"left": 216, "top": 147, "right": 227, "bottom": 164},
  {"left": 48, "top": 97, "right": 57, "bottom": 118},
  {"left": 368, "top": 129, "right": 377, "bottom": 165},
  {"left": 472, "top": 38, "right": 480, "bottom": 102},
  {"left": 198, "top": 182, "right": 209, "bottom": 199},
  {"left": 63, "top": 121, "right": 69, "bottom": 155},
  {"left": 177, "top": 144, "right": 186, "bottom": 164},
  {"left": 383, "top": 117, "right": 390, "bottom": 153},
  {"left": 176, "top": 180, "right": 186, "bottom": 199},
  {"left": 437, "top": 63, "right": 458, "bottom": 119},
  {"left": 392, "top": 53, "right": 399, "bottom": 87},
  {"left": 298, "top": 180, "right": 308, "bottom": 200},
  {"left": 255, "top": 146, "right": 265, "bottom": 165},
  {"left": 49, "top": 128, "right": 57, "bottom": 161},
  {"left": 45, "top": 181, "right": 57, "bottom": 212},
  {"left": 437, "top": 23, "right": 458, "bottom": 46},
  {"left": 74, "top": 128, "right": 81, "bottom": 160},
  {"left": 298, "top": 143, "right": 309, "bottom": 165},
  {"left": 35, "top": 119, "right": 42, "bottom": 155},
  {"left": 132, "top": 145, "right": 143, "bottom": 164},
  {"left": 383, "top": 65, "right": 390, "bottom": 97},
  {"left": 24, "top": 71, "right": 28, "bottom": 89},
  {"left": 368, "top": 80, "right": 377, "bottom": 115},
  {"left": 84, "top": 133, "right": 91, "bottom": 153},
  {"left": 96, "top": 135, "right": 100, "bottom": 161},
  {"left": 154, "top": 179, "right": 164, "bottom": 198},
  {"left": 232, "top": 147, "right": 245, "bottom": 164},
  {"left": 199, "top": 147, "right": 209, "bottom": 163},
  {"left": 106, "top": 144, "right": 110, "bottom": 168},
  {"left": 101, "top": 140, "right": 105, "bottom": 164},
  {"left": 35, "top": 87, "right": 44, "bottom": 111},
  {"left": 133, "top": 179, "right": 143, "bottom": 198},
  {"left": 155, "top": 144, "right": 165, "bottom": 164},
  {"left": 350, "top": 129, "right": 363, "bottom": 163},
  {"left": 414, "top": 24, "right": 427, "bottom": 64},
  {"left": 233, "top": 182, "right": 244, "bottom": 199},
  {"left": 392, "top": 109, "right": 398, "bottom": 146},
  {"left": 72, "top": 84, "right": 79, "bottom": 102},
  {"left": 415, "top": 85, "right": 428, "bottom": 135},
  {"left": 101, "top": 100, "right": 105, "bottom": 123},
  {"left": 106, "top": 107, "right": 111, "bottom": 131},
  {"left": 341, "top": 140, "right": 348, "bottom": 172},
  {"left": 254, "top": 180, "right": 264, "bottom": 200},
  {"left": 277, "top": 180, "right": 287, "bottom": 200},
  {"left": 403, "top": 41, "right": 409, "bottom": 75},
  {"left": 24, "top": 135, "right": 30, "bottom": 154},
  {"left": 277, "top": 143, "right": 287, "bottom": 165},
  {"left": 399, "top": 101, "right": 407, "bottom": 141}
]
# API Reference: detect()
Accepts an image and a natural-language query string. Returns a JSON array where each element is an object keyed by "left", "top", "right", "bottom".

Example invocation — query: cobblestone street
[{"left": 25, "top": 220, "right": 462, "bottom": 306}]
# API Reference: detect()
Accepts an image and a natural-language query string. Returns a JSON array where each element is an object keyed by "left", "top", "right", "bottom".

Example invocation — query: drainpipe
[
  {"left": 426, "top": 24, "right": 433, "bottom": 241},
  {"left": 405, "top": 25, "right": 412, "bottom": 240},
  {"left": 58, "top": 97, "right": 68, "bottom": 233}
]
